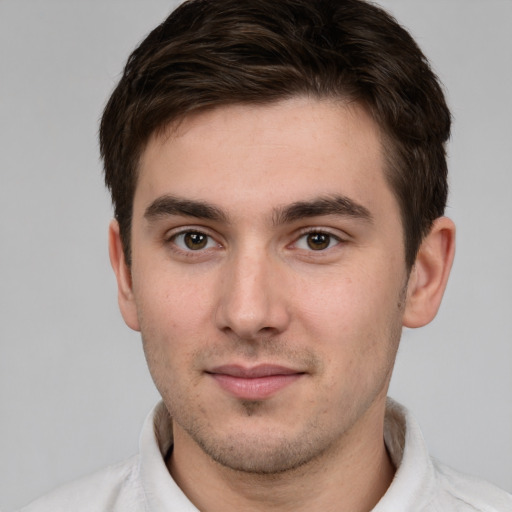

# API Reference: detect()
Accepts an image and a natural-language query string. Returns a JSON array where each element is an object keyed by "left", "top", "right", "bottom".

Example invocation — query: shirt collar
[
  {"left": 374, "top": 398, "right": 437, "bottom": 510},
  {"left": 139, "top": 401, "right": 199, "bottom": 511}
]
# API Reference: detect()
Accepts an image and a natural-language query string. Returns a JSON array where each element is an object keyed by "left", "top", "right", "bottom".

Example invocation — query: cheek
[
  {"left": 135, "top": 263, "right": 216, "bottom": 326},
  {"left": 298, "top": 269, "right": 397, "bottom": 329},
  {"left": 296, "top": 267, "right": 403, "bottom": 371},
  {"left": 132, "top": 269, "right": 216, "bottom": 385},
  {"left": 136, "top": 284, "right": 205, "bottom": 403}
]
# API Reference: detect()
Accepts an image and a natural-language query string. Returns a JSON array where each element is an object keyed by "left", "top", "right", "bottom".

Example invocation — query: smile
[{"left": 206, "top": 365, "right": 305, "bottom": 400}]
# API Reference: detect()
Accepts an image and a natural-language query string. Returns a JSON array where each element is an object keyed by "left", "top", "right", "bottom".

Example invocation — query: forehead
[{"left": 135, "top": 97, "right": 397, "bottom": 221}]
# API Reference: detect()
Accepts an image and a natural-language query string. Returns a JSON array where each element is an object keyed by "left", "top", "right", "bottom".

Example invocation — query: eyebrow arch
[
  {"left": 273, "top": 195, "right": 373, "bottom": 225},
  {"left": 144, "top": 195, "right": 228, "bottom": 223}
]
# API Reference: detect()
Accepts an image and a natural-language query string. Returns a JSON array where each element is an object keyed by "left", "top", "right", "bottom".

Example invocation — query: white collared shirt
[{"left": 20, "top": 399, "right": 512, "bottom": 511}]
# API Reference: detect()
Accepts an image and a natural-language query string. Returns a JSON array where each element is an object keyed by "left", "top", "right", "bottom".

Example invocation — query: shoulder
[
  {"left": 431, "top": 460, "right": 512, "bottom": 512},
  {"left": 381, "top": 399, "right": 511, "bottom": 512},
  {"left": 19, "top": 455, "right": 145, "bottom": 512}
]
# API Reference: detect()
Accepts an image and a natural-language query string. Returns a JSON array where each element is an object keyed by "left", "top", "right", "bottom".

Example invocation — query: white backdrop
[{"left": 1, "top": 1, "right": 511, "bottom": 510}]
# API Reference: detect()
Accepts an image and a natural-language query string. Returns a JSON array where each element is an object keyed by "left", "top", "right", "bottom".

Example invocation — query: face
[{"left": 119, "top": 98, "right": 411, "bottom": 474}]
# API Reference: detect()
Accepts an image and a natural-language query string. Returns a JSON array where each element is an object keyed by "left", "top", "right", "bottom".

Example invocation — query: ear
[
  {"left": 402, "top": 217, "right": 456, "bottom": 328},
  {"left": 108, "top": 219, "right": 140, "bottom": 331}
]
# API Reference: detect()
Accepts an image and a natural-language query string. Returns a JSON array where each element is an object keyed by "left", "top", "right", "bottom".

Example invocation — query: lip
[{"left": 206, "top": 364, "right": 305, "bottom": 400}]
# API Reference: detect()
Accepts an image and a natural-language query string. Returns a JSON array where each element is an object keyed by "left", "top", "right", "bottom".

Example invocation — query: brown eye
[
  {"left": 169, "top": 230, "right": 219, "bottom": 254},
  {"left": 183, "top": 232, "right": 208, "bottom": 250},
  {"left": 306, "top": 232, "right": 331, "bottom": 250}
]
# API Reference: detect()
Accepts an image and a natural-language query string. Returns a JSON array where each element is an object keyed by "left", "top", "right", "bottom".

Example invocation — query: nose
[{"left": 215, "top": 249, "right": 291, "bottom": 340}]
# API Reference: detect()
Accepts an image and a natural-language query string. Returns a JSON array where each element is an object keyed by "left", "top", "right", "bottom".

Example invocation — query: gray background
[{"left": 1, "top": 1, "right": 511, "bottom": 510}]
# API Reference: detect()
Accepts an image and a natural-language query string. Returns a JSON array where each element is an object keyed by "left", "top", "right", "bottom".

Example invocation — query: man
[{"left": 20, "top": 0, "right": 512, "bottom": 510}]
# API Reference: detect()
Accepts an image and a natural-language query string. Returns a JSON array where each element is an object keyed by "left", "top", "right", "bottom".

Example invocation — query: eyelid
[
  {"left": 165, "top": 226, "right": 208, "bottom": 240},
  {"left": 163, "top": 225, "right": 348, "bottom": 253},
  {"left": 295, "top": 226, "right": 347, "bottom": 240},
  {"left": 165, "top": 226, "right": 223, "bottom": 253},
  {"left": 291, "top": 227, "right": 347, "bottom": 251}
]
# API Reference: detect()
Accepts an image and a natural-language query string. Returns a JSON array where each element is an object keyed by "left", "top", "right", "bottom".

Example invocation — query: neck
[{"left": 168, "top": 400, "right": 395, "bottom": 512}]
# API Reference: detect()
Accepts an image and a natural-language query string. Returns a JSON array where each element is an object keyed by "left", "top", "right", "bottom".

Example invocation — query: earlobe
[
  {"left": 108, "top": 220, "right": 141, "bottom": 332},
  {"left": 402, "top": 217, "right": 456, "bottom": 328}
]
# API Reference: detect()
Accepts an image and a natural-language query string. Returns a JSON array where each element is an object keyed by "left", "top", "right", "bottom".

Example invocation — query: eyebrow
[
  {"left": 273, "top": 195, "right": 373, "bottom": 225},
  {"left": 144, "top": 194, "right": 372, "bottom": 226},
  {"left": 144, "top": 195, "right": 228, "bottom": 223}
]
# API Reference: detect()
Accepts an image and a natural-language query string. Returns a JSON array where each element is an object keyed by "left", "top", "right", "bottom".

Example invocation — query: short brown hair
[{"left": 100, "top": 0, "right": 451, "bottom": 268}]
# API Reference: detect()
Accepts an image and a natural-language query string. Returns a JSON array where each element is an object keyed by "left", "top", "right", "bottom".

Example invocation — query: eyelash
[
  {"left": 165, "top": 227, "right": 344, "bottom": 256},
  {"left": 292, "top": 228, "right": 343, "bottom": 252},
  {"left": 166, "top": 228, "right": 221, "bottom": 254}
]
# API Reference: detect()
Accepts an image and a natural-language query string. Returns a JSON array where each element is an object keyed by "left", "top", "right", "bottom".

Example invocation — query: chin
[{"left": 185, "top": 416, "right": 336, "bottom": 475}]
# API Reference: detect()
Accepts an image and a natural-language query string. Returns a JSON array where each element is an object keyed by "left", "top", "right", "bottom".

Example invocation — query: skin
[{"left": 110, "top": 97, "right": 455, "bottom": 511}]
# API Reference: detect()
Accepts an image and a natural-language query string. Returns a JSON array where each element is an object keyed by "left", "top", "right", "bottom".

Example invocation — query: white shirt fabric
[{"left": 20, "top": 399, "right": 512, "bottom": 511}]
